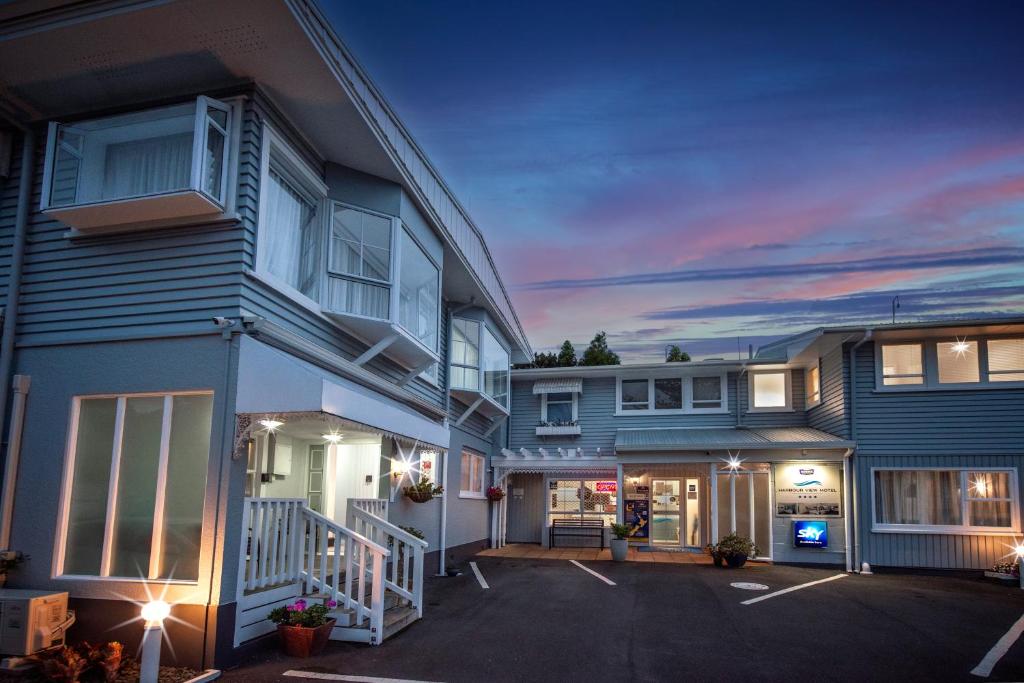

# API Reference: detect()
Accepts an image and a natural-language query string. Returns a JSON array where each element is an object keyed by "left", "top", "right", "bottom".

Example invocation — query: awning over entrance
[
  {"left": 615, "top": 427, "right": 854, "bottom": 453},
  {"left": 532, "top": 377, "right": 583, "bottom": 394},
  {"left": 236, "top": 335, "right": 449, "bottom": 449}
]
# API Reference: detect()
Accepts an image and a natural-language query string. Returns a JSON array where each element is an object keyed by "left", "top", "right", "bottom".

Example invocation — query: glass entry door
[
  {"left": 716, "top": 469, "right": 772, "bottom": 559},
  {"left": 651, "top": 479, "right": 681, "bottom": 545}
]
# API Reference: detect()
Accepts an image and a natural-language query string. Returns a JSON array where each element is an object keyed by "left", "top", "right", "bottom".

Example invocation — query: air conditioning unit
[{"left": 0, "top": 589, "right": 74, "bottom": 656}]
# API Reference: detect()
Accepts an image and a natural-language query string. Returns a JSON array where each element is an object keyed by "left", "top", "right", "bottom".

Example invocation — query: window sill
[
  {"left": 614, "top": 408, "right": 729, "bottom": 417},
  {"left": 54, "top": 574, "right": 199, "bottom": 585},
  {"left": 873, "top": 382, "right": 1024, "bottom": 393},
  {"left": 46, "top": 189, "right": 224, "bottom": 232},
  {"left": 871, "top": 525, "right": 1021, "bottom": 536},
  {"left": 745, "top": 407, "right": 795, "bottom": 413}
]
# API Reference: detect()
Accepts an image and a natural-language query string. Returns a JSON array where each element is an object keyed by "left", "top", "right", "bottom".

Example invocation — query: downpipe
[{"left": 848, "top": 329, "right": 873, "bottom": 573}]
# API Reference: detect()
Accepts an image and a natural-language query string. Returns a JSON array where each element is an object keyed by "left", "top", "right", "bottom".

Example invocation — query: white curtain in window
[
  {"left": 875, "top": 470, "right": 961, "bottom": 525},
  {"left": 103, "top": 132, "right": 192, "bottom": 200},
  {"left": 264, "top": 169, "right": 318, "bottom": 297}
]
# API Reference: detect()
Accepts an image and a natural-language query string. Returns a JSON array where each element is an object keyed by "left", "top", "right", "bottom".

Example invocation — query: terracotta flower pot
[{"left": 277, "top": 619, "right": 336, "bottom": 658}]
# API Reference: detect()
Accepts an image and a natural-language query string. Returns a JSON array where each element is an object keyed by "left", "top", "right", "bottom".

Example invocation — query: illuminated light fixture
[
  {"left": 972, "top": 477, "right": 990, "bottom": 497},
  {"left": 950, "top": 338, "right": 971, "bottom": 357},
  {"left": 259, "top": 419, "right": 284, "bottom": 431},
  {"left": 141, "top": 599, "right": 171, "bottom": 625},
  {"left": 723, "top": 451, "right": 744, "bottom": 472},
  {"left": 322, "top": 432, "right": 343, "bottom": 443},
  {"left": 392, "top": 459, "right": 410, "bottom": 478},
  {"left": 1016, "top": 545, "right": 1024, "bottom": 559}
]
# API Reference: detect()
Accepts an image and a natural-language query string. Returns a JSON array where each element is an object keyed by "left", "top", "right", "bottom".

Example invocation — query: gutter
[
  {"left": 0, "top": 127, "right": 33, "bottom": 550},
  {"left": 240, "top": 316, "right": 446, "bottom": 422},
  {"left": 848, "top": 329, "right": 873, "bottom": 573}
]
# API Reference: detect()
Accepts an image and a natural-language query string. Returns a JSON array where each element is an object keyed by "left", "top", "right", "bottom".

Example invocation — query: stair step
[{"left": 383, "top": 606, "right": 418, "bottom": 639}]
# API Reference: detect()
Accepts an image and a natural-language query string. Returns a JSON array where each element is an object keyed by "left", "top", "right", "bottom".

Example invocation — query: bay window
[
  {"left": 482, "top": 327, "right": 510, "bottom": 407},
  {"left": 255, "top": 126, "right": 442, "bottom": 370},
  {"left": 449, "top": 316, "right": 510, "bottom": 415},
  {"left": 873, "top": 468, "right": 1019, "bottom": 534},
  {"left": 60, "top": 392, "right": 213, "bottom": 580},
  {"left": 450, "top": 319, "right": 481, "bottom": 391},
  {"left": 42, "top": 96, "right": 234, "bottom": 230}
]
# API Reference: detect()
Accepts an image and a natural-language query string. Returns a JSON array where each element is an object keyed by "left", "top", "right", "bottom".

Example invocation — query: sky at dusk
[{"left": 324, "top": 1, "right": 1024, "bottom": 361}]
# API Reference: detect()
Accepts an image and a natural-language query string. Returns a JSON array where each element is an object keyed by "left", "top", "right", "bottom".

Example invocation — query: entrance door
[
  {"left": 683, "top": 478, "right": 701, "bottom": 547},
  {"left": 651, "top": 479, "right": 681, "bottom": 546},
  {"left": 716, "top": 469, "right": 772, "bottom": 559}
]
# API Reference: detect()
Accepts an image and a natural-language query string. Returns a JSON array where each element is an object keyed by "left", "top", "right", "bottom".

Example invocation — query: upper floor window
[
  {"left": 937, "top": 340, "right": 979, "bottom": 384},
  {"left": 42, "top": 97, "right": 234, "bottom": 230},
  {"left": 881, "top": 343, "right": 924, "bottom": 386},
  {"left": 58, "top": 392, "right": 213, "bottom": 581},
  {"left": 254, "top": 125, "right": 442, "bottom": 370},
  {"left": 482, "top": 326, "right": 510, "bottom": 407},
  {"left": 988, "top": 338, "right": 1024, "bottom": 382},
  {"left": 450, "top": 318, "right": 481, "bottom": 391},
  {"left": 748, "top": 371, "right": 790, "bottom": 411},
  {"left": 617, "top": 375, "right": 728, "bottom": 414},
  {"left": 876, "top": 337, "right": 1024, "bottom": 390},
  {"left": 542, "top": 392, "right": 576, "bottom": 423},
  {"left": 806, "top": 363, "right": 821, "bottom": 407}
]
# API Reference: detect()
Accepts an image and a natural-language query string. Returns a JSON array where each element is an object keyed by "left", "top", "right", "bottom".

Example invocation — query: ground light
[{"left": 140, "top": 600, "right": 170, "bottom": 683}]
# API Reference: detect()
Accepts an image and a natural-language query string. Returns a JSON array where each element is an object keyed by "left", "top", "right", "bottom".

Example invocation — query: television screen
[{"left": 793, "top": 520, "right": 828, "bottom": 548}]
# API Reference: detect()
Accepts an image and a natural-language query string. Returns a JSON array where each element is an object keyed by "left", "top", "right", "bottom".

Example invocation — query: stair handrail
[{"left": 348, "top": 506, "right": 427, "bottom": 616}]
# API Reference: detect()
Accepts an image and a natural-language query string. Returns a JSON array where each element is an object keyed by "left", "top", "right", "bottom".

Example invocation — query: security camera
[{"left": 212, "top": 317, "right": 233, "bottom": 328}]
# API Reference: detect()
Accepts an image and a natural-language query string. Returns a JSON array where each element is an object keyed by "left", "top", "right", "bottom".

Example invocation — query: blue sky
[{"left": 324, "top": 1, "right": 1024, "bottom": 360}]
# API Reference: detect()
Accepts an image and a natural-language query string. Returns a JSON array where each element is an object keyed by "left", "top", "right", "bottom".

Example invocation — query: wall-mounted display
[{"left": 775, "top": 463, "right": 842, "bottom": 517}]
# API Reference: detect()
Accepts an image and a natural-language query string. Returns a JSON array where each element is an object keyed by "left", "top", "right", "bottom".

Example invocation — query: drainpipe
[
  {"left": 437, "top": 448, "right": 448, "bottom": 576},
  {"left": 0, "top": 127, "right": 34, "bottom": 550},
  {"left": 848, "top": 329, "right": 873, "bottom": 573},
  {"left": 736, "top": 363, "right": 748, "bottom": 428},
  {"left": 0, "top": 375, "right": 30, "bottom": 550},
  {"left": 841, "top": 447, "right": 854, "bottom": 573}
]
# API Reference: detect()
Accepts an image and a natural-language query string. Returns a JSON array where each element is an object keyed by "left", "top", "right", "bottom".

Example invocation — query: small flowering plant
[
  {"left": 268, "top": 598, "right": 336, "bottom": 628},
  {"left": 486, "top": 486, "right": 505, "bottom": 502}
]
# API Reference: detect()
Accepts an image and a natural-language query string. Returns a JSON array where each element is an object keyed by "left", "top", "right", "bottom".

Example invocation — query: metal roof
[
  {"left": 533, "top": 378, "right": 583, "bottom": 394},
  {"left": 615, "top": 427, "right": 854, "bottom": 452}
]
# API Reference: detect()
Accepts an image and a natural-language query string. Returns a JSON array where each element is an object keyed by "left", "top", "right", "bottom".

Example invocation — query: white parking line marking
[
  {"left": 570, "top": 559, "right": 617, "bottom": 586},
  {"left": 284, "top": 671, "right": 445, "bottom": 683},
  {"left": 970, "top": 611, "right": 1024, "bottom": 678},
  {"left": 740, "top": 573, "right": 846, "bottom": 605},
  {"left": 469, "top": 561, "right": 489, "bottom": 589}
]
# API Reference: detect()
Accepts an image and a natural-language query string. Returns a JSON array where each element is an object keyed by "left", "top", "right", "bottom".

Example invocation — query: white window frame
[
  {"left": 449, "top": 317, "right": 510, "bottom": 409},
  {"left": 746, "top": 370, "right": 792, "bottom": 413},
  {"left": 805, "top": 362, "right": 821, "bottom": 409},
  {"left": 395, "top": 227, "right": 443, "bottom": 354},
  {"left": 874, "top": 337, "right": 1024, "bottom": 391},
  {"left": 870, "top": 467, "right": 1021, "bottom": 535},
  {"left": 987, "top": 337, "right": 1024, "bottom": 383},
  {"left": 254, "top": 124, "right": 329, "bottom": 310},
  {"left": 53, "top": 390, "right": 214, "bottom": 583},
  {"left": 615, "top": 374, "right": 728, "bottom": 416},
  {"left": 540, "top": 391, "right": 578, "bottom": 424},
  {"left": 449, "top": 317, "right": 482, "bottom": 392},
  {"left": 459, "top": 450, "right": 487, "bottom": 499}
]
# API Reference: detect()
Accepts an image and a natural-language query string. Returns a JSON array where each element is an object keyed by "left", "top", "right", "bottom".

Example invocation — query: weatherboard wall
[{"left": 807, "top": 344, "right": 850, "bottom": 439}]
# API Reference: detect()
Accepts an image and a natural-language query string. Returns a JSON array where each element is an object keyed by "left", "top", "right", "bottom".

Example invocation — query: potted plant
[
  {"left": 404, "top": 479, "right": 443, "bottom": 503},
  {"left": 610, "top": 523, "right": 630, "bottom": 561},
  {"left": 705, "top": 543, "right": 724, "bottom": 567},
  {"left": 486, "top": 486, "right": 505, "bottom": 502},
  {"left": 268, "top": 598, "right": 337, "bottom": 658},
  {"left": 713, "top": 533, "right": 757, "bottom": 568},
  {"left": 0, "top": 550, "right": 26, "bottom": 587}
]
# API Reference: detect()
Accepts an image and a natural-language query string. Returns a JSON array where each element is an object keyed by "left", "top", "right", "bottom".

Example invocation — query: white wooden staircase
[{"left": 234, "top": 498, "right": 427, "bottom": 647}]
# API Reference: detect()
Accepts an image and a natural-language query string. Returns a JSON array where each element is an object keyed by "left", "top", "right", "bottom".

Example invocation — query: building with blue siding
[
  {"left": 0, "top": 0, "right": 529, "bottom": 667},
  {"left": 499, "top": 319, "right": 1024, "bottom": 575}
]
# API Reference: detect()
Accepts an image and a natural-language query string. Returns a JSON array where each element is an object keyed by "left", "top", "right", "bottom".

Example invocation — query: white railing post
[
  {"left": 413, "top": 544, "right": 424, "bottom": 617},
  {"left": 369, "top": 550, "right": 385, "bottom": 645}
]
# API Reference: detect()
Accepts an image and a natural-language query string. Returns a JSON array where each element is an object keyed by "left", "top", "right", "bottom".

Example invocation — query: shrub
[
  {"left": 610, "top": 523, "right": 631, "bottom": 540},
  {"left": 268, "top": 599, "right": 335, "bottom": 628}
]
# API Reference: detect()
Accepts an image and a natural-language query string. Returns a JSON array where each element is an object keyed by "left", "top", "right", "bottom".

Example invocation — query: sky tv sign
[{"left": 793, "top": 520, "right": 829, "bottom": 548}]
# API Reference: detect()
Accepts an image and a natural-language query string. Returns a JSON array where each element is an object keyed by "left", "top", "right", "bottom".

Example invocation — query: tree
[
  {"left": 665, "top": 345, "right": 691, "bottom": 362},
  {"left": 534, "top": 351, "right": 559, "bottom": 368},
  {"left": 579, "top": 331, "right": 621, "bottom": 366},
  {"left": 556, "top": 340, "right": 578, "bottom": 367}
]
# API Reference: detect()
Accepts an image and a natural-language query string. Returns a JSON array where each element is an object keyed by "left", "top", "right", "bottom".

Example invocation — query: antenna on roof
[
  {"left": 891, "top": 295, "right": 900, "bottom": 324},
  {"left": 736, "top": 337, "right": 741, "bottom": 360}
]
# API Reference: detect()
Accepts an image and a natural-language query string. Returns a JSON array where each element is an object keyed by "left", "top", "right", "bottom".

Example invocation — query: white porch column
[
  {"left": 729, "top": 470, "right": 737, "bottom": 533},
  {"left": 710, "top": 464, "right": 718, "bottom": 543},
  {"left": 615, "top": 463, "right": 625, "bottom": 524}
]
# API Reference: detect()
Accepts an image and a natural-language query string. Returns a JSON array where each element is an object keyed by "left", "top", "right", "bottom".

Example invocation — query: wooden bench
[{"left": 549, "top": 518, "right": 605, "bottom": 549}]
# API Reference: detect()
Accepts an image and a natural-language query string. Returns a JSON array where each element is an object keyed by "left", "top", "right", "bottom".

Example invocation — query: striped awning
[
  {"left": 615, "top": 427, "right": 854, "bottom": 452},
  {"left": 532, "top": 377, "right": 583, "bottom": 394}
]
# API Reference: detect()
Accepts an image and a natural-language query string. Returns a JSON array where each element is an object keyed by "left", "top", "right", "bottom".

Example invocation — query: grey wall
[
  {"left": 807, "top": 345, "right": 849, "bottom": 438},
  {"left": 851, "top": 343, "right": 1024, "bottom": 570},
  {"left": 7, "top": 335, "right": 237, "bottom": 607}
]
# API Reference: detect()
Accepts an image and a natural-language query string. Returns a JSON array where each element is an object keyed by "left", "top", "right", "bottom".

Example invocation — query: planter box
[
  {"left": 984, "top": 571, "right": 1018, "bottom": 583},
  {"left": 277, "top": 619, "right": 336, "bottom": 658},
  {"left": 535, "top": 424, "right": 581, "bottom": 436}
]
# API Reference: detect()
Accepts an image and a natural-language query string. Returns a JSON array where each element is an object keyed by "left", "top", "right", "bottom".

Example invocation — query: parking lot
[{"left": 224, "top": 556, "right": 1024, "bottom": 682}]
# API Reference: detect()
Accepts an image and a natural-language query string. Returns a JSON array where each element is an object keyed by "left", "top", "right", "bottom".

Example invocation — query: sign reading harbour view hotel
[{"left": 775, "top": 463, "right": 842, "bottom": 517}]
